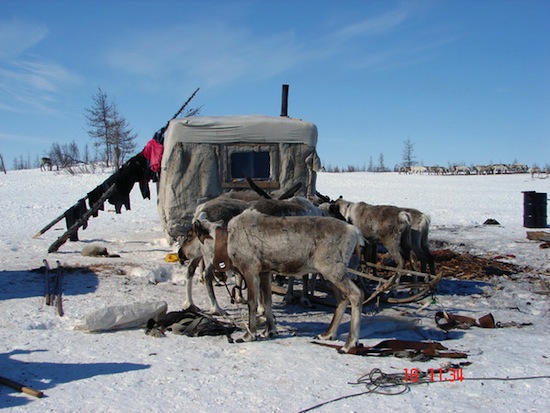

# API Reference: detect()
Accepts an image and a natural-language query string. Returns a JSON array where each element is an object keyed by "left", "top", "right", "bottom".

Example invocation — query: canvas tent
[{"left": 157, "top": 114, "right": 321, "bottom": 242}]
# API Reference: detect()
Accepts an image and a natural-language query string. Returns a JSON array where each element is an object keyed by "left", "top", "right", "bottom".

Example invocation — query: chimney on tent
[{"left": 280, "top": 84, "right": 289, "bottom": 117}]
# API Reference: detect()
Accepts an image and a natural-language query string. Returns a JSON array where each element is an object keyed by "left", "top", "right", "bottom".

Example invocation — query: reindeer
[
  {"left": 330, "top": 198, "right": 413, "bottom": 274},
  {"left": 177, "top": 181, "right": 307, "bottom": 314},
  {"left": 529, "top": 166, "right": 543, "bottom": 178},
  {"left": 178, "top": 196, "right": 251, "bottom": 314},
  {"left": 196, "top": 209, "right": 365, "bottom": 353},
  {"left": 40, "top": 157, "right": 53, "bottom": 171}
]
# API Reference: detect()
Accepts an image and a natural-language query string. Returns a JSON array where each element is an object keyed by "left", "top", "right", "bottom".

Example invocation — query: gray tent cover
[{"left": 158, "top": 114, "right": 321, "bottom": 242}]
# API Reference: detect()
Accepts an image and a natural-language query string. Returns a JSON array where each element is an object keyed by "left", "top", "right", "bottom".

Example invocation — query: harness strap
[{"left": 213, "top": 226, "right": 230, "bottom": 281}]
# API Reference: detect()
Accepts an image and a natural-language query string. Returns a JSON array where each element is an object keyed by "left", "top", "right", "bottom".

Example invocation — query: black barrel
[{"left": 522, "top": 191, "right": 548, "bottom": 228}]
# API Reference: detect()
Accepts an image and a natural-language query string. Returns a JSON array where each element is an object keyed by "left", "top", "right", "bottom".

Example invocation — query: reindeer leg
[
  {"left": 232, "top": 273, "right": 247, "bottom": 304},
  {"left": 240, "top": 273, "right": 259, "bottom": 342},
  {"left": 318, "top": 287, "right": 348, "bottom": 341},
  {"left": 260, "top": 272, "right": 277, "bottom": 338},
  {"left": 366, "top": 242, "right": 378, "bottom": 276},
  {"left": 204, "top": 265, "right": 226, "bottom": 315},
  {"left": 284, "top": 276, "right": 296, "bottom": 305},
  {"left": 182, "top": 257, "right": 201, "bottom": 311},
  {"left": 309, "top": 273, "right": 317, "bottom": 297},
  {"left": 340, "top": 278, "right": 364, "bottom": 353},
  {"left": 299, "top": 274, "right": 313, "bottom": 308},
  {"left": 425, "top": 247, "right": 436, "bottom": 275}
]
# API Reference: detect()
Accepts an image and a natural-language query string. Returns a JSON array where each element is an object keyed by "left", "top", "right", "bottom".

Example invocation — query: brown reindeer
[
  {"left": 331, "top": 198, "right": 413, "bottom": 273},
  {"left": 197, "top": 209, "right": 365, "bottom": 353}
]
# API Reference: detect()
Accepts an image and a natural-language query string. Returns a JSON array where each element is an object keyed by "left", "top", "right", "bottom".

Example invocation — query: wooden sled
[
  {"left": 350, "top": 262, "right": 443, "bottom": 305},
  {"left": 272, "top": 263, "right": 443, "bottom": 308}
]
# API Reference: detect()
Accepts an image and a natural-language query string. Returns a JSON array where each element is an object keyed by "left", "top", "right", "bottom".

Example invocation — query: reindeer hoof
[
  {"left": 234, "top": 297, "right": 247, "bottom": 305},
  {"left": 208, "top": 307, "right": 228, "bottom": 316},
  {"left": 237, "top": 332, "right": 257, "bottom": 343},
  {"left": 316, "top": 331, "right": 336, "bottom": 341},
  {"left": 145, "top": 327, "right": 166, "bottom": 338},
  {"left": 339, "top": 345, "right": 355, "bottom": 354},
  {"left": 339, "top": 341, "right": 360, "bottom": 354},
  {"left": 284, "top": 295, "right": 298, "bottom": 305},
  {"left": 182, "top": 304, "right": 201, "bottom": 313},
  {"left": 300, "top": 297, "right": 314, "bottom": 308},
  {"left": 262, "top": 328, "right": 278, "bottom": 339}
]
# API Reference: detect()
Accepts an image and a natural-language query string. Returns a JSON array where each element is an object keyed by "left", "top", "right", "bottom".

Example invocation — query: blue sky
[{"left": 1, "top": 0, "right": 549, "bottom": 170}]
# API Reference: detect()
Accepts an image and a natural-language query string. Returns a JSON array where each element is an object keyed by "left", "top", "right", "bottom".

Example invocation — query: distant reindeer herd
[
  {"left": 400, "top": 163, "right": 548, "bottom": 178},
  {"left": 36, "top": 155, "right": 547, "bottom": 179}
]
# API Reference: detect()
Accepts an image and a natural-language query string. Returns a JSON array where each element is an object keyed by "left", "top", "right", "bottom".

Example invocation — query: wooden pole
[
  {"left": 0, "top": 375, "right": 44, "bottom": 398},
  {"left": 55, "top": 260, "right": 64, "bottom": 317},
  {"left": 48, "top": 183, "right": 117, "bottom": 253},
  {"left": 32, "top": 196, "right": 88, "bottom": 239},
  {"left": 170, "top": 87, "right": 200, "bottom": 121}
]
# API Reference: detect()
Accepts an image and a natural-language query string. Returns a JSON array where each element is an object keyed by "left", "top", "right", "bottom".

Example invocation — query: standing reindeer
[{"left": 40, "top": 157, "right": 53, "bottom": 171}]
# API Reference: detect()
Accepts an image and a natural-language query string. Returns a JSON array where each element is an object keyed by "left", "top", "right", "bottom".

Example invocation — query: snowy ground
[{"left": 0, "top": 169, "right": 549, "bottom": 412}]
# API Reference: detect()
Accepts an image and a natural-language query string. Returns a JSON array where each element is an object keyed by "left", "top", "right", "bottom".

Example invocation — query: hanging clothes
[
  {"left": 87, "top": 185, "right": 105, "bottom": 217},
  {"left": 142, "top": 138, "right": 164, "bottom": 173},
  {"left": 64, "top": 198, "right": 88, "bottom": 241},
  {"left": 105, "top": 153, "right": 149, "bottom": 213},
  {"left": 143, "top": 127, "right": 166, "bottom": 184}
]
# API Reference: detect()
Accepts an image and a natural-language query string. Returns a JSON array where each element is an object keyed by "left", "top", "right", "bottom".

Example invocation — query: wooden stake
[{"left": 0, "top": 375, "right": 44, "bottom": 398}]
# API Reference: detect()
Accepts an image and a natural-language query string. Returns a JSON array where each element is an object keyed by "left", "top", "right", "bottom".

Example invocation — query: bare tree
[
  {"left": 49, "top": 143, "right": 63, "bottom": 168},
  {"left": 12, "top": 154, "right": 31, "bottom": 170},
  {"left": 111, "top": 106, "right": 137, "bottom": 169},
  {"left": 0, "top": 153, "right": 6, "bottom": 173},
  {"left": 367, "top": 155, "right": 374, "bottom": 172},
  {"left": 84, "top": 88, "right": 136, "bottom": 169},
  {"left": 378, "top": 153, "right": 388, "bottom": 172},
  {"left": 48, "top": 141, "right": 81, "bottom": 169},
  {"left": 85, "top": 88, "right": 113, "bottom": 166},
  {"left": 401, "top": 138, "right": 417, "bottom": 169},
  {"left": 83, "top": 143, "right": 90, "bottom": 164}
]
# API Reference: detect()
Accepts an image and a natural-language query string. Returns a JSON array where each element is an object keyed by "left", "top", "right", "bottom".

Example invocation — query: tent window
[{"left": 230, "top": 151, "right": 270, "bottom": 179}]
